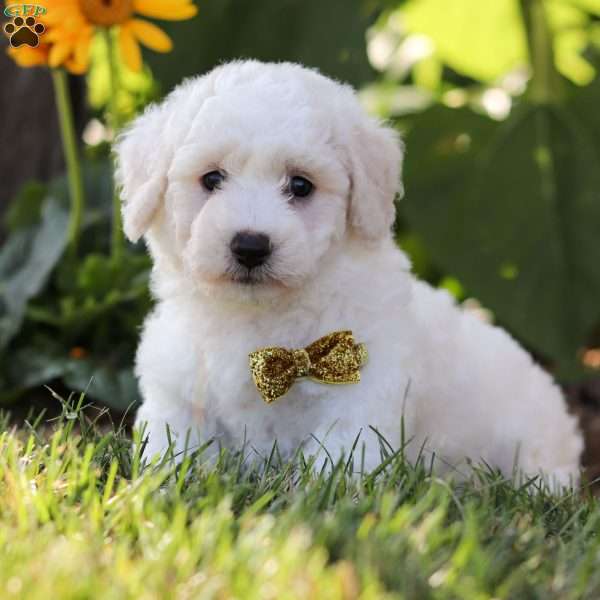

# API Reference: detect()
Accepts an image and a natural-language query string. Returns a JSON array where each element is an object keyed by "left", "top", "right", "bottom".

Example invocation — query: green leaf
[
  {"left": 0, "top": 199, "right": 69, "bottom": 350},
  {"left": 4, "top": 181, "right": 47, "bottom": 233},
  {"left": 47, "top": 159, "right": 113, "bottom": 223},
  {"left": 146, "top": 0, "right": 377, "bottom": 93},
  {"left": 62, "top": 359, "right": 140, "bottom": 412},
  {"left": 26, "top": 252, "right": 150, "bottom": 341},
  {"left": 3, "top": 346, "right": 140, "bottom": 411},
  {"left": 398, "top": 0, "right": 598, "bottom": 85},
  {"left": 402, "top": 102, "right": 600, "bottom": 366},
  {"left": 74, "top": 253, "right": 150, "bottom": 300},
  {"left": 87, "top": 31, "right": 158, "bottom": 122},
  {"left": 6, "top": 350, "right": 71, "bottom": 392},
  {"left": 401, "top": 0, "right": 527, "bottom": 82}
]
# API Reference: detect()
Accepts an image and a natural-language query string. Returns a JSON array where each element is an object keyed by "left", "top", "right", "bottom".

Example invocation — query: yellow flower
[
  {"left": 5, "top": 0, "right": 197, "bottom": 73},
  {"left": 8, "top": 44, "right": 50, "bottom": 68}
]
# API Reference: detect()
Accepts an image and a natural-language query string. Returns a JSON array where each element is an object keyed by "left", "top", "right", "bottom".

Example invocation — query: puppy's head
[{"left": 115, "top": 61, "right": 403, "bottom": 301}]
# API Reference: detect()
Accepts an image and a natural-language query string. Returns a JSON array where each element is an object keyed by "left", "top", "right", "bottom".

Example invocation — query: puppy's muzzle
[{"left": 230, "top": 231, "right": 272, "bottom": 269}]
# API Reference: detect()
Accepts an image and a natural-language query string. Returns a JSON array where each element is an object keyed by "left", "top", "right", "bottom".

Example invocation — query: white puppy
[{"left": 116, "top": 60, "right": 583, "bottom": 486}]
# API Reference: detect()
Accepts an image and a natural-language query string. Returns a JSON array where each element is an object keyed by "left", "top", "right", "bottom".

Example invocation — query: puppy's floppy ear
[
  {"left": 114, "top": 103, "right": 169, "bottom": 243},
  {"left": 346, "top": 116, "right": 404, "bottom": 240},
  {"left": 114, "top": 70, "right": 223, "bottom": 243}
]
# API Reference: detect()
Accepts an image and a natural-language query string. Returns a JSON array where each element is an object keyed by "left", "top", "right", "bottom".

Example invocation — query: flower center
[{"left": 80, "top": 0, "right": 133, "bottom": 26}]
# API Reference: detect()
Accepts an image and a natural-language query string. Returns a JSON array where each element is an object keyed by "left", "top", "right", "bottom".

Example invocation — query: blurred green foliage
[
  {"left": 366, "top": 0, "right": 600, "bottom": 374},
  {"left": 87, "top": 31, "right": 159, "bottom": 123},
  {"left": 403, "top": 99, "right": 600, "bottom": 372},
  {"left": 399, "top": 0, "right": 600, "bottom": 86},
  {"left": 0, "top": 161, "right": 151, "bottom": 409},
  {"left": 146, "top": 0, "right": 378, "bottom": 90}
]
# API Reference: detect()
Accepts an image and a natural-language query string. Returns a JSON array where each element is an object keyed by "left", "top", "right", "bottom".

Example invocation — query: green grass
[{"left": 1, "top": 396, "right": 599, "bottom": 599}]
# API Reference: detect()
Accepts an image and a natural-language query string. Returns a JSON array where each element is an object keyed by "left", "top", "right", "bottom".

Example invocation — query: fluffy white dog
[{"left": 116, "top": 60, "right": 583, "bottom": 486}]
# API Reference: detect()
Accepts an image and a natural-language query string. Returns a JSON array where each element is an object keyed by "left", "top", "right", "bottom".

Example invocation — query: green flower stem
[
  {"left": 52, "top": 68, "right": 85, "bottom": 258},
  {"left": 519, "top": 0, "right": 563, "bottom": 104},
  {"left": 104, "top": 27, "right": 125, "bottom": 262}
]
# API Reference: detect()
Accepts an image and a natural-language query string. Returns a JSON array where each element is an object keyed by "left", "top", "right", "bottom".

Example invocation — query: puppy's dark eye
[
  {"left": 288, "top": 175, "right": 314, "bottom": 199},
  {"left": 201, "top": 170, "right": 225, "bottom": 192}
]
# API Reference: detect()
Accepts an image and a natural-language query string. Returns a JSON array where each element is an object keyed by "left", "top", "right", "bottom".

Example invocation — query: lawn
[{"left": 1, "top": 396, "right": 599, "bottom": 600}]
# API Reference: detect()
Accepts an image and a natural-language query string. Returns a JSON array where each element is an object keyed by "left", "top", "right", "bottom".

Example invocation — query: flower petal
[
  {"left": 65, "top": 56, "right": 87, "bottom": 75},
  {"left": 129, "top": 19, "right": 172, "bottom": 52},
  {"left": 134, "top": 0, "right": 197, "bottom": 21},
  {"left": 48, "top": 40, "right": 73, "bottom": 67},
  {"left": 119, "top": 24, "right": 142, "bottom": 72},
  {"left": 7, "top": 45, "right": 49, "bottom": 68},
  {"left": 72, "top": 34, "right": 91, "bottom": 72}
]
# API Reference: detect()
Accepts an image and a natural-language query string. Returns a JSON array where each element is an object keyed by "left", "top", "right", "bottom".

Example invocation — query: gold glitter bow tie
[{"left": 248, "top": 330, "right": 368, "bottom": 403}]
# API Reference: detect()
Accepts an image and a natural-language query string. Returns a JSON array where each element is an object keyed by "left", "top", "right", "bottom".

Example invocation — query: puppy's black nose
[{"left": 230, "top": 231, "right": 272, "bottom": 269}]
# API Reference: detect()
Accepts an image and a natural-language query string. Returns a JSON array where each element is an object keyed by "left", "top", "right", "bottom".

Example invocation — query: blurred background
[{"left": 0, "top": 0, "right": 599, "bottom": 474}]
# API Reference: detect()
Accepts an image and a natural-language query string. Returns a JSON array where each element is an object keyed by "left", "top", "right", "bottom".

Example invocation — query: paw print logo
[{"left": 3, "top": 15, "right": 45, "bottom": 48}]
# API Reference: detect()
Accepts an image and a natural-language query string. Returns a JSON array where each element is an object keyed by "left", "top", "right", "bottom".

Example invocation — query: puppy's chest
[
  {"left": 196, "top": 327, "right": 319, "bottom": 406},
  {"left": 199, "top": 339, "right": 257, "bottom": 404},
  {"left": 192, "top": 308, "right": 322, "bottom": 401},
  {"left": 183, "top": 296, "right": 413, "bottom": 447},
  {"left": 192, "top": 323, "right": 407, "bottom": 439},
  {"left": 194, "top": 335, "right": 335, "bottom": 448}
]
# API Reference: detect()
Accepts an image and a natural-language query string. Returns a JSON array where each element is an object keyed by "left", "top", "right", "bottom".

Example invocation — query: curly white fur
[{"left": 115, "top": 60, "right": 583, "bottom": 487}]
